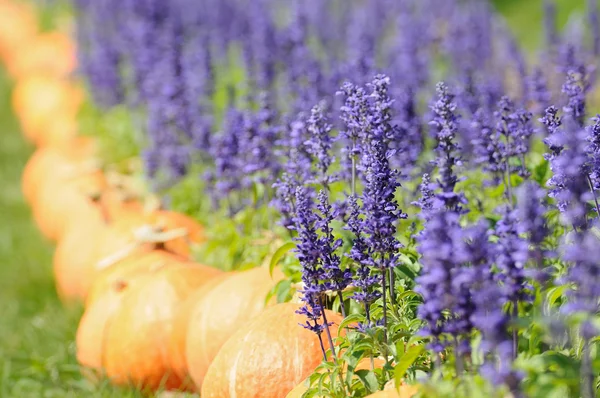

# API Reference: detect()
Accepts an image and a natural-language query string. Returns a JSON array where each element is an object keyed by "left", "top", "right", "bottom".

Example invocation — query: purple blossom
[
  {"left": 345, "top": 195, "right": 379, "bottom": 310},
  {"left": 429, "top": 82, "right": 465, "bottom": 211},
  {"left": 472, "top": 108, "right": 506, "bottom": 184},
  {"left": 494, "top": 206, "right": 532, "bottom": 305},
  {"left": 292, "top": 186, "right": 328, "bottom": 335},
  {"left": 560, "top": 231, "right": 600, "bottom": 316},
  {"left": 547, "top": 118, "right": 593, "bottom": 227},
  {"left": 316, "top": 191, "right": 352, "bottom": 294},
  {"left": 585, "top": 115, "right": 600, "bottom": 191},
  {"left": 305, "top": 104, "right": 337, "bottom": 188},
  {"left": 412, "top": 173, "right": 436, "bottom": 220},
  {"left": 562, "top": 71, "right": 587, "bottom": 128},
  {"left": 527, "top": 68, "right": 552, "bottom": 119},
  {"left": 416, "top": 210, "right": 472, "bottom": 353}
]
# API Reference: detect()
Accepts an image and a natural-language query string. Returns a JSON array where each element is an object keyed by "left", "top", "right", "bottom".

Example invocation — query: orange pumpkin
[
  {"left": 21, "top": 136, "right": 97, "bottom": 205},
  {"left": 6, "top": 31, "right": 76, "bottom": 79},
  {"left": 76, "top": 277, "right": 135, "bottom": 381},
  {"left": 185, "top": 266, "right": 284, "bottom": 390},
  {"left": 33, "top": 169, "right": 106, "bottom": 241},
  {"left": 147, "top": 210, "right": 206, "bottom": 256},
  {"left": 200, "top": 302, "right": 344, "bottom": 398},
  {"left": 102, "top": 264, "right": 223, "bottom": 391},
  {"left": 12, "top": 75, "right": 82, "bottom": 145},
  {"left": 53, "top": 207, "right": 108, "bottom": 303},
  {"left": 54, "top": 212, "right": 150, "bottom": 303},
  {"left": 0, "top": 1, "right": 37, "bottom": 63},
  {"left": 166, "top": 272, "right": 232, "bottom": 391},
  {"left": 85, "top": 249, "right": 189, "bottom": 307}
]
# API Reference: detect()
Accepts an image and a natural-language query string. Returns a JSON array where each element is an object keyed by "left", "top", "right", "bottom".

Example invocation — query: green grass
[{"left": 0, "top": 69, "right": 147, "bottom": 397}]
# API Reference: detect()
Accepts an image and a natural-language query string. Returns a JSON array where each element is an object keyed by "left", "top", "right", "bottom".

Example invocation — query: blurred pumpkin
[
  {"left": 33, "top": 168, "right": 106, "bottom": 241},
  {"left": 201, "top": 302, "right": 343, "bottom": 398},
  {"left": 166, "top": 272, "right": 232, "bottom": 392},
  {"left": 76, "top": 276, "right": 135, "bottom": 381},
  {"left": 102, "top": 264, "right": 223, "bottom": 391},
  {"left": 85, "top": 249, "right": 189, "bottom": 307},
  {"left": 12, "top": 74, "right": 82, "bottom": 145},
  {"left": 0, "top": 1, "right": 37, "bottom": 63},
  {"left": 6, "top": 31, "right": 76, "bottom": 79},
  {"left": 185, "top": 266, "right": 285, "bottom": 390},
  {"left": 21, "top": 136, "right": 97, "bottom": 205}
]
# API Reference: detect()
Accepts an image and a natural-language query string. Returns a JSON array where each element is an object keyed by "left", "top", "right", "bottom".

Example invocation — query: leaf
[
  {"left": 338, "top": 313, "right": 364, "bottom": 332},
  {"left": 355, "top": 370, "right": 379, "bottom": 393},
  {"left": 394, "top": 344, "right": 425, "bottom": 388},
  {"left": 269, "top": 242, "right": 296, "bottom": 277}
]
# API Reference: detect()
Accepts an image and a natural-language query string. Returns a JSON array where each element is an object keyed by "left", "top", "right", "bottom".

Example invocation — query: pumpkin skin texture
[
  {"left": 166, "top": 272, "right": 232, "bottom": 391},
  {"left": 200, "top": 302, "right": 343, "bottom": 398},
  {"left": 76, "top": 277, "right": 136, "bottom": 382},
  {"left": 103, "top": 264, "right": 223, "bottom": 391},
  {"left": 86, "top": 249, "right": 189, "bottom": 307},
  {"left": 185, "top": 266, "right": 284, "bottom": 390}
]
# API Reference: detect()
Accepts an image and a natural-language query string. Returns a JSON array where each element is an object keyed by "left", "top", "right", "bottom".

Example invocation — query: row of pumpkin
[{"left": 0, "top": 1, "right": 416, "bottom": 397}]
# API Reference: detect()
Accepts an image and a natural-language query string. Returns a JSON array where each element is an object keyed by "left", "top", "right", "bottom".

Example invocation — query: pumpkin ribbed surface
[{"left": 201, "top": 302, "right": 343, "bottom": 398}]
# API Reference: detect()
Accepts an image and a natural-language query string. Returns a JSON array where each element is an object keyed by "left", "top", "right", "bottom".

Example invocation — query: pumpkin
[
  {"left": 102, "top": 264, "right": 223, "bottom": 391},
  {"left": 200, "top": 302, "right": 344, "bottom": 398},
  {"left": 85, "top": 249, "right": 189, "bottom": 307},
  {"left": 21, "top": 136, "right": 97, "bottom": 205},
  {"left": 166, "top": 272, "right": 232, "bottom": 391},
  {"left": 0, "top": 1, "right": 37, "bottom": 63},
  {"left": 54, "top": 212, "right": 149, "bottom": 302},
  {"left": 53, "top": 208, "right": 108, "bottom": 303},
  {"left": 6, "top": 31, "right": 76, "bottom": 79},
  {"left": 147, "top": 210, "right": 206, "bottom": 256},
  {"left": 33, "top": 168, "right": 106, "bottom": 241},
  {"left": 12, "top": 75, "right": 82, "bottom": 144},
  {"left": 185, "top": 266, "right": 284, "bottom": 390},
  {"left": 53, "top": 190, "right": 145, "bottom": 303},
  {"left": 76, "top": 276, "right": 136, "bottom": 381}
]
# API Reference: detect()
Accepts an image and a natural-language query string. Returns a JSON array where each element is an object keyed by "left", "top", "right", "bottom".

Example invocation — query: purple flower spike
[{"left": 305, "top": 104, "right": 338, "bottom": 189}]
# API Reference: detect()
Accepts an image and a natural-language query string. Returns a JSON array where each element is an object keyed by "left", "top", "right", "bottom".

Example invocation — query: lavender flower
[
  {"left": 429, "top": 83, "right": 465, "bottom": 211},
  {"left": 516, "top": 182, "right": 551, "bottom": 269},
  {"left": 547, "top": 118, "right": 592, "bottom": 227},
  {"left": 292, "top": 186, "right": 328, "bottom": 334},
  {"left": 562, "top": 71, "right": 587, "bottom": 128},
  {"left": 494, "top": 206, "right": 532, "bottom": 305},
  {"left": 585, "top": 115, "right": 600, "bottom": 191},
  {"left": 527, "top": 68, "right": 551, "bottom": 119},
  {"left": 472, "top": 108, "right": 506, "bottom": 184},
  {"left": 413, "top": 173, "right": 436, "bottom": 220},
  {"left": 346, "top": 195, "right": 379, "bottom": 315},
  {"left": 305, "top": 104, "right": 337, "bottom": 188},
  {"left": 416, "top": 210, "right": 471, "bottom": 353},
  {"left": 316, "top": 191, "right": 352, "bottom": 305}
]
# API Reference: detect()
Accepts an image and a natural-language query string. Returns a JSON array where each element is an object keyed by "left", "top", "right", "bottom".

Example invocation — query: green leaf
[
  {"left": 394, "top": 344, "right": 425, "bottom": 388},
  {"left": 269, "top": 242, "right": 296, "bottom": 277},
  {"left": 355, "top": 370, "right": 379, "bottom": 393}
]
